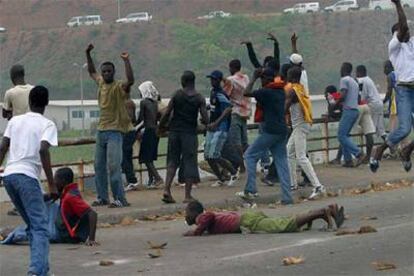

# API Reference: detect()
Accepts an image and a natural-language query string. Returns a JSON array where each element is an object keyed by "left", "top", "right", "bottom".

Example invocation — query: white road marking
[{"left": 220, "top": 221, "right": 414, "bottom": 261}]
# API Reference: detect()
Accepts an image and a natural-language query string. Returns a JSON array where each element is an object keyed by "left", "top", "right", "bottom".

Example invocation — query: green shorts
[{"left": 240, "top": 211, "right": 298, "bottom": 234}]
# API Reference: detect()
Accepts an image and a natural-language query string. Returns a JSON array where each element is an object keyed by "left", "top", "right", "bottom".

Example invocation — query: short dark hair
[
  {"left": 356, "top": 65, "right": 367, "bottom": 76},
  {"left": 29, "top": 86, "right": 49, "bottom": 108},
  {"left": 229, "top": 59, "right": 241, "bottom": 71},
  {"left": 266, "top": 59, "right": 280, "bottom": 74},
  {"left": 342, "top": 62, "right": 353, "bottom": 75},
  {"left": 101, "top": 61, "right": 115, "bottom": 70},
  {"left": 187, "top": 200, "right": 204, "bottom": 215},
  {"left": 287, "top": 66, "right": 302, "bottom": 82},
  {"left": 263, "top": 56, "right": 274, "bottom": 66},
  {"left": 391, "top": 23, "right": 399, "bottom": 34},
  {"left": 10, "top": 64, "right": 25, "bottom": 80},
  {"left": 325, "top": 85, "right": 337, "bottom": 94},
  {"left": 281, "top": 63, "right": 292, "bottom": 80},
  {"left": 181, "top": 70, "right": 195, "bottom": 86},
  {"left": 55, "top": 167, "right": 74, "bottom": 185}
]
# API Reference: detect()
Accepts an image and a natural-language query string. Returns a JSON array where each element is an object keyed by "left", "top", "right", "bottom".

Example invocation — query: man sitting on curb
[
  {"left": 183, "top": 201, "right": 345, "bottom": 236},
  {"left": 1, "top": 168, "right": 99, "bottom": 246}
]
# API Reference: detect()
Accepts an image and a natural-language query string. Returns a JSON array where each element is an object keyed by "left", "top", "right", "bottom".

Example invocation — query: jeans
[
  {"left": 122, "top": 130, "right": 138, "bottom": 184},
  {"left": 387, "top": 86, "right": 414, "bottom": 147},
  {"left": 244, "top": 131, "right": 293, "bottom": 204},
  {"left": 94, "top": 130, "right": 127, "bottom": 204},
  {"left": 338, "top": 109, "right": 361, "bottom": 162},
  {"left": 258, "top": 124, "right": 271, "bottom": 166},
  {"left": 287, "top": 123, "right": 322, "bottom": 188},
  {"left": 4, "top": 174, "right": 49, "bottom": 276}
]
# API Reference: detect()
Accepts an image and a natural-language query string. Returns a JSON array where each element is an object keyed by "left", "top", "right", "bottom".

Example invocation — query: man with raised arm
[
  {"left": 86, "top": 44, "right": 134, "bottom": 208},
  {"left": 370, "top": 0, "right": 414, "bottom": 173},
  {"left": 0, "top": 86, "right": 58, "bottom": 276}
]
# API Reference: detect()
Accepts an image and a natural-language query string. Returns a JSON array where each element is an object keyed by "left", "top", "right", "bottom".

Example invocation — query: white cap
[{"left": 289, "top": 53, "right": 303, "bottom": 65}]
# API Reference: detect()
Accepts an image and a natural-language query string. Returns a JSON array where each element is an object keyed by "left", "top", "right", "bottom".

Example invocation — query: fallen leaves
[
  {"left": 148, "top": 249, "right": 162, "bottom": 259},
  {"left": 147, "top": 241, "right": 168, "bottom": 249},
  {"left": 345, "top": 179, "right": 413, "bottom": 196},
  {"left": 282, "top": 256, "right": 305, "bottom": 266},
  {"left": 97, "top": 222, "right": 113, "bottom": 229},
  {"left": 120, "top": 216, "right": 136, "bottom": 226},
  {"left": 335, "top": 225, "right": 377, "bottom": 236},
  {"left": 371, "top": 261, "right": 397, "bottom": 271},
  {"left": 99, "top": 259, "right": 114, "bottom": 266}
]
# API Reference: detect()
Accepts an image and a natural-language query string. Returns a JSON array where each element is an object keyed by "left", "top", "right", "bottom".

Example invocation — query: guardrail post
[
  {"left": 322, "top": 119, "right": 330, "bottom": 163},
  {"left": 78, "top": 159, "right": 85, "bottom": 192}
]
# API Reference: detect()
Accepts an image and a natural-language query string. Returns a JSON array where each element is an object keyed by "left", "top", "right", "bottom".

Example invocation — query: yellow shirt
[
  {"left": 291, "top": 83, "right": 313, "bottom": 125},
  {"left": 96, "top": 77, "right": 132, "bottom": 133}
]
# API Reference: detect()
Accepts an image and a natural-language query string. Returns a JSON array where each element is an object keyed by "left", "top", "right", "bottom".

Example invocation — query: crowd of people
[{"left": 0, "top": 0, "right": 412, "bottom": 275}]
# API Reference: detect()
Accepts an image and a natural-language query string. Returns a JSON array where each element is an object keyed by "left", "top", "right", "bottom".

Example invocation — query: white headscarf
[{"left": 138, "top": 81, "right": 159, "bottom": 100}]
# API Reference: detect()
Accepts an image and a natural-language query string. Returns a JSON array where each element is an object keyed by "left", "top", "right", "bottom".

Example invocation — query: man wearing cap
[
  {"left": 371, "top": 0, "right": 414, "bottom": 173},
  {"left": 205, "top": 70, "right": 239, "bottom": 187},
  {"left": 290, "top": 33, "right": 310, "bottom": 96},
  {"left": 237, "top": 68, "right": 293, "bottom": 204}
]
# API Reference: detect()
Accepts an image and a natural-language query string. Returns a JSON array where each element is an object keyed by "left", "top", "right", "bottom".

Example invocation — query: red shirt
[
  {"left": 193, "top": 211, "right": 241, "bottom": 235},
  {"left": 60, "top": 183, "right": 91, "bottom": 238}
]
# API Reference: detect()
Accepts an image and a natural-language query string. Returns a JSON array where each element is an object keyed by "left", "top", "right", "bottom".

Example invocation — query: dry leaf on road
[
  {"left": 371, "top": 261, "right": 396, "bottom": 271},
  {"left": 120, "top": 216, "right": 135, "bottom": 226},
  {"left": 98, "top": 223, "right": 113, "bottom": 228},
  {"left": 147, "top": 241, "right": 168, "bottom": 249},
  {"left": 148, "top": 249, "right": 162, "bottom": 258},
  {"left": 358, "top": 225, "right": 377, "bottom": 233},
  {"left": 282, "top": 256, "right": 305, "bottom": 266},
  {"left": 99, "top": 259, "right": 114, "bottom": 266}
]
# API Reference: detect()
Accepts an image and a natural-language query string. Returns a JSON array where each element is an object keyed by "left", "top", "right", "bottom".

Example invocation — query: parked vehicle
[
  {"left": 116, "top": 12, "right": 153, "bottom": 23},
  {"left": 283, "top": 2, "right": 320, "bottom": 14},
  {"left": 0, "top": 26, "right": 6, "bottom": 33},
  {"left": 369, "top": 0, "right": 413, "bottom": 11},
  {"left": 197, "top": 11, "right": 231, "bottom": 20},
  {"left": 324, "top": 0, "right": 360, "bottom": 12},
  {"left": 67, "top": 15, "right": 103, "bottom": 27}
]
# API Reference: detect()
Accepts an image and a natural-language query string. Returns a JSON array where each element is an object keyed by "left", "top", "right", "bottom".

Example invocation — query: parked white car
[
  {"left": 197, "top": 11, "right": 231, "bottom": 20},
  {"left": 0, "top": 27, "right": 6, "bottom": 33},
  {"left": 369, "top": 0, "right": 413, "bottom": 11},
  {"left": 324, "top": 0, "right": 360, "bottom": 12},
  {"left": 67, "top": 15, "right": 103, "bottom": 27},
  {"left": 116, "top": 12, "right": 153, "bottom": 23},
  {"left": 283, "top": 2, "right": 320, "bottom": 14}
]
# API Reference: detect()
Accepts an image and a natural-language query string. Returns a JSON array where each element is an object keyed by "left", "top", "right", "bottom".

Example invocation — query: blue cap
[{"left": 206, "top": 70, "right": 223, "bottom": 80}]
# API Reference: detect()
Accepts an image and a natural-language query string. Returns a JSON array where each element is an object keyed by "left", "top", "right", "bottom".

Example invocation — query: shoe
[
  {"left": 108, "top": 199, "right": 129, "bottom": 208},
  {"left": 211, "top": 180, "right": 225, "bottom": 187},
  {"left": 399, "top": 148, "right": 412, "bottom": 172},
  {"left": 329, "top": 159, "right": 341, "bottom": 165},
  {"left": 308, "top": 185, "right": 326, "bottom": 200},
  {"left": 125, "top": 183, "right": 141, "bottom": 191},
  {"left": 236, "top": 191, "right": 258, "bottom": 200},
  {"left": 261, "top": 178, "right": 275, "bottom": 186},
  {"left": 354, "top": 153, "right": 366, "bottom": 167},
  {"left": 91, "top": 199, "right": 109, "bottom": 207},
  {"left": 342, "top": 161, "right": 354, "bottom": 168},
  {"left": 291, "top": 185, "right": 299, "bottom": 191},
  {"left": 227, "top": 173, "right": 239, "bottom": 187},
  {"left": 369, "top": 157, "right": 379, "bottom": 173}
]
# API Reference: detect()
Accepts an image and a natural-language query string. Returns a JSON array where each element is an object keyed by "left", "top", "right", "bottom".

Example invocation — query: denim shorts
[{"left": 204, "top": 131, "right": 228, "bottom": 159}]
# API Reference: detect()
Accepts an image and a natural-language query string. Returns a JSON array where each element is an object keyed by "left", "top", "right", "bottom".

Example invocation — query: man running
[
  {"left": 86, "top": 44, "right": 134, "bottom": 208},
  {"left": 371, "top": 0, "right": 414, "bottom": 172},
  {"left": 0, "top": 86, "right": 58, "bottom": 276}
]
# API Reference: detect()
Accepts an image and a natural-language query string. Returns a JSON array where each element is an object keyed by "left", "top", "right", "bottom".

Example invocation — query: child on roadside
[
  {"left": 183, "top": 201, "right": 344, "bottom": 236},
  {"left": 1, "top": 167, "right": 99, "bottom": 246}
]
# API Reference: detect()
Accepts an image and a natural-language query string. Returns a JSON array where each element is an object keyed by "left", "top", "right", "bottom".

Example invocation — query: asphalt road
[{"left": 0, "top": 187, "right": 413, "bottom": 276}]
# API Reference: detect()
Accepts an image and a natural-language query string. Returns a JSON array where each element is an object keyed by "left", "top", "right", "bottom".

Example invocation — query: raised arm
[
  {"left": 121, "top": 52, "right": 134, "bottom": 93},
  {"left": 241, "top": 41, "right": 262, "bottom": 69},
  {"left": 85, "top": 44, "right": 99, "bottom": 82},
  {"left": 39, "top": 141, "right": 58, "bottom": 200},
  {"left": 244, "top": 69, "right": 262, "bottom": 97},
  {"left": 267, "top": 33, "right": 280, "bottom": 68},
  {"left": 392, "top": 0, "right": 409, "bottom": 42},
  {"left": 291, "top": 33, "right": 299, "bottom": 54}
]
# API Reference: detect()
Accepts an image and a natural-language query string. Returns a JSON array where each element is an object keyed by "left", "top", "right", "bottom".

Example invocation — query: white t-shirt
[
  {"left": 357, "top": 76, "right": 382, "bottom": 106},
  {"left": 3, "top": 84, "right": 34, "bottom": 116},
  {"left": 300, "top": 69, "right": 309, "bottom": 96},
  {"left": 388, "top": 34, "right": 414, "bottom": 82},
  {"left": 4, "top": 112, "right": 58, "bottom": 179}
]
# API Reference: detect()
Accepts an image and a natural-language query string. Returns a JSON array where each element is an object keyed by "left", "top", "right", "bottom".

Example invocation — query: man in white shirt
[
  {"left": 356, "top": 65, "right": 387, "bottom": 140},
  {"left": 371, "top": 0, "right": 414, "bottom": 173},
  {"left": 2, "top": 64, "right": 34, "bottom": 119},
  {"left": 0, "top": 86, "right": 58, "bottom": 276}
]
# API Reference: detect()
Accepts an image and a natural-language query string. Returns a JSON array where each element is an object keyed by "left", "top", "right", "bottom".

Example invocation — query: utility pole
[{"left": 73, "top": 63, "right": 87, "bottom": 136}]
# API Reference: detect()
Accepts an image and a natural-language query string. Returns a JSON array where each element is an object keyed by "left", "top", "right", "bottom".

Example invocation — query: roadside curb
[{"left": 98, "top": 176, "right": 414, "bottom": 225}]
